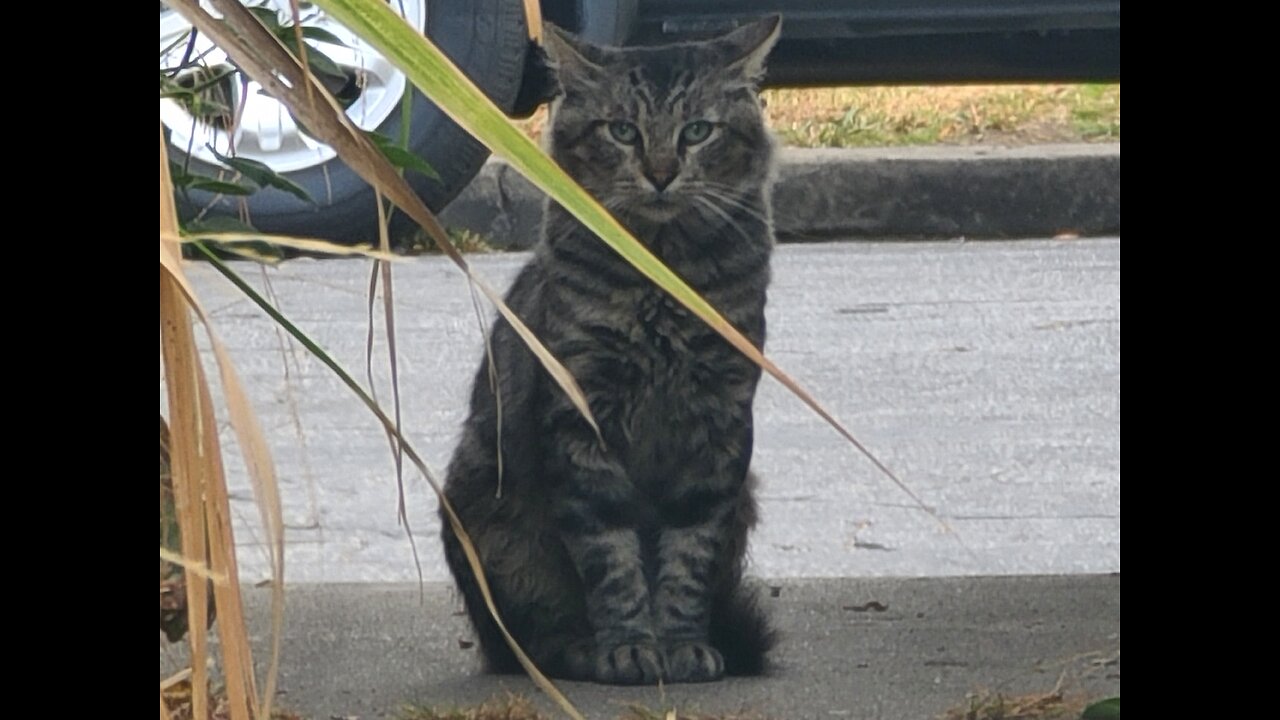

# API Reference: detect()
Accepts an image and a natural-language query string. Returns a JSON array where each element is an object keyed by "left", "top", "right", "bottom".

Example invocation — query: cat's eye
[
  {"left": 608, "top": 121, "right": 640, "bottom": 145},
  {"left": 681, "top": 120, "right": 714, "bottom": 145}
]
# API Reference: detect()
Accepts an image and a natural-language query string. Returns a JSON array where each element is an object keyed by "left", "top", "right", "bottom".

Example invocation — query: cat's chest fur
[
  {"left": 565, "top": 281, "right": 753, "bottom": 487},
  {"left": 621, "top": 285, "right": 704, "bottom": 359}
]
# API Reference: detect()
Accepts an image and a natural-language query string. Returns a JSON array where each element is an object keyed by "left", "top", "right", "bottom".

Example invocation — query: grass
[
  {"left": 401, "top": 226, "right": 497, "bottom": 255},
  {"left": 766, "top": 84, "right": 1120, "bottom": 147},
  {"left": 516, "top": 83, "right": 1120, "bottom": 148},
  {"left": 937, "top": 651, "right": 1121, "bottom": 720},
  {"left": 160, "top": 677, "right": 303, "bottom": 720},
  {"left": 397, "top": 695, "right": 546, "bottom": 720},
  {"left": 939, "top": 689, "right": 1090, "bottom": 720}
]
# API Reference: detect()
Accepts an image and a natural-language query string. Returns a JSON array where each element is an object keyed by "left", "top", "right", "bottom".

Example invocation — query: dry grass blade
[
  {"left": 162, "top": 668, "right": 195, "bottom": 693},
  {"left": 467, "top": 283, "right": 504, "bottom": 495},
  {"left": 162, "top": 124, "right": 283, "bottom": 720},
  {"left": 199, "top": 378, "right": 255, "bottom": 720},
  {"left": 170, "top": 0, "right": 598, "bottom": 435},
  {"left": 164, "top": 3, "right": 592, "bottom": 712},
  {"left": 159, "top": 547, "right": 229, "bottom": 584},
  {"left": 161, "top": 124, "right": 213, "bottom": 720},
  {"left": 752, "top": 352, "right": 952, "bottom": 535},
  {"left": 160, "top": 273, "right": 219, "bottom": 720},
  {"left": 196, "top": 246, "right": 587, "bottom": 720},
  {"left": 367, "top": 193, "right": 425, "bottom": 590},
  {"left": 312, "top": 0, "right": 940, "bottom": 533},
  {"left": 205, "top": 327, "right": 285, "bottom": 720},
  {"left": 168, "top": 230, "right": 402, "bottom": 260},
  {"left": 522, "top": 0, "right": 543, "bottom": 42}
]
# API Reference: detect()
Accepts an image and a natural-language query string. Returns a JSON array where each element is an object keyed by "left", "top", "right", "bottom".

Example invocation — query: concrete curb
[{"left": 439, "top": 144, "right": 1120, "bottom": 247}]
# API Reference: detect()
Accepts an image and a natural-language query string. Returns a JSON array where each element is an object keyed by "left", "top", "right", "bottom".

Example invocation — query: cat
[{"left": 440, "top": 15, "right": 781, "bottom": 686}]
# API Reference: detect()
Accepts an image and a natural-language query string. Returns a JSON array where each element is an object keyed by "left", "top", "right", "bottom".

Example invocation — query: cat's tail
[{"left": 710, "top": 581, "right": 777, "bottom": 676}]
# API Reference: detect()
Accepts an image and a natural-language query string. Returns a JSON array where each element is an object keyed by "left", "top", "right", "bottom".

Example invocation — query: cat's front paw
[
  {"left": 665, "top": 641, "right": 725, "bottom": 683},
  {"left": 594, "top": 642, "right": 668, "bottom": 685}
]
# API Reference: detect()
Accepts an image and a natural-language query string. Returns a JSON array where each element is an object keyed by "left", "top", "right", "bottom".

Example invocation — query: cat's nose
[{"left": 643, "top": 162, "right": 679, "bottom": 192}]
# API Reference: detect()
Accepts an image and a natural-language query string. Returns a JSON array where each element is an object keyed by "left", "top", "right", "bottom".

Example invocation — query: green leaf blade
[
  {"left": 187, "top": 178, "right": 256, "bottom": 196},
  {"left": 1082, "top": 697, "right": 1120, "bottom": 720},
  {"left": 301, "top": 26, "right": 347, "bottom": 46},
  {"left": 364, "top": 131, "right": 440, "bottom": 180},
  {"left": 205, "top": 145, "right": 316, "bottom": 203}
]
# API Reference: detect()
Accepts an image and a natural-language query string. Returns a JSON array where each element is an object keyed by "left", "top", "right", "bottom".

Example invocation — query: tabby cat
[{"left": 440, "top": 15, "right": 781, "bottom": 685}]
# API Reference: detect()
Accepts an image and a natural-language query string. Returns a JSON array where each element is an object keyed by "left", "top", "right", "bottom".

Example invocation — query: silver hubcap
[{"left": 160, "top": 1, "right": 424, "bottom": 173}]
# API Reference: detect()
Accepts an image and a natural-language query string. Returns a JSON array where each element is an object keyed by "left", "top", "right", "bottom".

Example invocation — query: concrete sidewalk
[
  {"left": 440, "top": 145, "right": 1121, "bottom": 246},
  {"left": 185, "top": 575, "right": 1120, "bottom": 719},
  {"left": 164, "top": 239, "right": 1120, "bottom": 717},
  {"left": 181, "top": 239, "right": 1120, "bottom": 585}
]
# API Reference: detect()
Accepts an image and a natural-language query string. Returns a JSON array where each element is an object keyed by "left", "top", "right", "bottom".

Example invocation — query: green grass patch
[
  {"left": 399, "top": 226, "right": 497, "bottom": 255},
  {"left": 515, "top": 84, "right": 1119, "bottom": 149},
  {"left": 1068, "top": 85, "right": 1121, "bottom": 140},
  {"left": 766, "top": 84, "right": 1120, "bottom": 148}
]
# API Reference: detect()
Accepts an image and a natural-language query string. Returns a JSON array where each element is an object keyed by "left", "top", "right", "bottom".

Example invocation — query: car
[{"left": 160, "top": 0, "right": 1119, "bottom": 243}]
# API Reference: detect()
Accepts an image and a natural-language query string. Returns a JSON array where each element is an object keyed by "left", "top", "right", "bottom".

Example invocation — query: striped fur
[{"left": 441, "top": 16, "right": 782, "bottom": 685}]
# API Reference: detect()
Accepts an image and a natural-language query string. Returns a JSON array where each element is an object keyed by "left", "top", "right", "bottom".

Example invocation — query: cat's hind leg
[{"left": 442, "top": 516, "right": 597, "bottom": 680}]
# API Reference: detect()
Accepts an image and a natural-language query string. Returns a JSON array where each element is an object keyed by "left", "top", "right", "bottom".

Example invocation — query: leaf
[
  {"left": 162, "top": 67, "right": 234, "bottom": 116},
  {"left": 278, "top": 34, "right": 346, "bottom": 81},
  {"left": 185, "top": 97, "right": 233, "bottom": 117},
  {"left": 301, "top": 26, "right": 347, "bottom": 46},
  {"left": 1082, "top": 697, "right": 1120, "bottom": 720},
  {"left": 174, "top": 64, "right": 239, "bottom": 94},
  {"left": 244, "top": 6, "right": 282, "bottom": 31},
  {"left": 187, "top": 178, "right": 256, "bottom": 196},
  {"left": 160, "top": 73, "right": 195, "bottom": 99},
  {"left": 205, "top": 145, "right": 315, "bottom": 203},
  {"left": 183, "top": 216, "right": 258, "bottom": 236},
  {"left": 168, "top": 161, "right": 193, "bottom": 188},
  {"left": 365, "top": 131, "right": 440, "bottom": 180}
]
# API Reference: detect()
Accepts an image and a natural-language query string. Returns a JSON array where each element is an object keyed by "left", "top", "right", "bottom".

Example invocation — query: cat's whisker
[
  {"left": 696, "top": 191, "right": 767, "bottom": 231},
  {"left": 698, "top": 188, "right": 770, "bottom": 227},
  {"left": 692, "top": 195, "right": 758, "bottom": 248},
  {"left": 695, "top": 180, "right": 766, "bottom": 202}
]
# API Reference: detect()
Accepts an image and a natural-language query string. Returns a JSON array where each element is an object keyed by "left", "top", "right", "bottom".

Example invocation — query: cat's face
[{"left": 543, "top": 17, "right": 780, "bottom": 223}]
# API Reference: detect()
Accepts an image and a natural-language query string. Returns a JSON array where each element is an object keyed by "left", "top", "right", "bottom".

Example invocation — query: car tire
[{"left": 167, "top": 0, "right": 529, "bottom": 244}]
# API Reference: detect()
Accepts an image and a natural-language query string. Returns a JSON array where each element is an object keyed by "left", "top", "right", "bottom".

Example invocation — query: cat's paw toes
[
  {"left": 595, "top": 642, "right": 667, "bottom": 685},
  {"left": 554, "top": 639, "right": 598, "bottom": 681},
  {"left": 665, "top": 642, "right": 724, "bottom": 683}
]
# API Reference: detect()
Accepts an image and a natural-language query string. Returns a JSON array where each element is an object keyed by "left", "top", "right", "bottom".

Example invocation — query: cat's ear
[
  {"left": 541, "top": 23, "right": 608, "bottom": 93},
  {"left": 717, "top": 15, "right": 782, "bottom": 85}
]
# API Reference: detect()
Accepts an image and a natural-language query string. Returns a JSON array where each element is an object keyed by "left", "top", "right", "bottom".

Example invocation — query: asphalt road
[{"left": 175, "top": 238, "right": 1120, "bottom": 584}]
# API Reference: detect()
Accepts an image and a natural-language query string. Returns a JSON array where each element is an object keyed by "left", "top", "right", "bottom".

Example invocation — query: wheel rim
[{"left": 159, "top": 0, "right": 425, "bottom": 174}]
